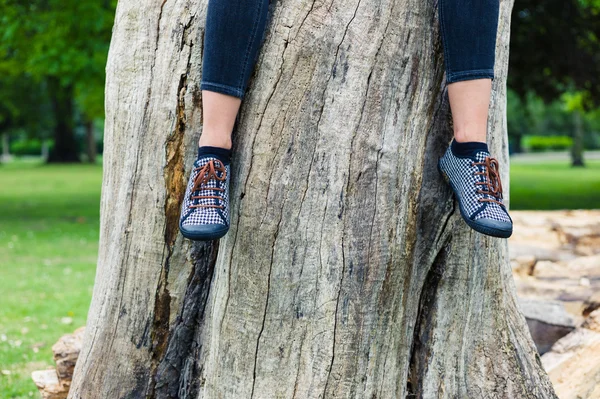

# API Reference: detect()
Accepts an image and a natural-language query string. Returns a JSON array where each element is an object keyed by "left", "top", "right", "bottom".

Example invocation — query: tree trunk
[
  {"left": 511, "top": 132, "right": 523, "bottom": 154},
  {"left": 47, "top": 77, "right": 80, "bottom": 163},
  {"left": 69, "top": 0, "right": 557, "bottom": 398},
  {"left": 1, "top": 133, "right": 10, "bottom": 162},
  {"left": 571, "top": 110, "right": 585, "bottom": 167},
  {"left": 85, "top": 120, "right": 97, "bottom": 164}
]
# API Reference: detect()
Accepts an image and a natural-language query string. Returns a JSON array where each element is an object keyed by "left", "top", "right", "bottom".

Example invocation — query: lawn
[
  {"left": 0, "top": 155, "right": 597, "bottom": 398},
  {"left": 510, "top": 157, "right": 600, "bottom": 210},
  {"left": 0, "top": 160, "right": 101, "bottom": 398}
]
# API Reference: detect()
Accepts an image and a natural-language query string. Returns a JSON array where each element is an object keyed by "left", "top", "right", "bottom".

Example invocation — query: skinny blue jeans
[{"left": 201, "top": 0, "right": 499, "bottom": 99}]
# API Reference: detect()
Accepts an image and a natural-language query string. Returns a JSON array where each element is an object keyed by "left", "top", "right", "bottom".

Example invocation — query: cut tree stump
[{"left": 68, "top": 0, "right": 557, "bottom": 397}]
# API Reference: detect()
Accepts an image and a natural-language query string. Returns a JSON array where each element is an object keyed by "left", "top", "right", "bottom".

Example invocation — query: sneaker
[
  {"left": 179, "top": 155, "right": 230, "bottom": 241},
  {"left": 438, "top": 146, "right": 513, "bottom": 238}
]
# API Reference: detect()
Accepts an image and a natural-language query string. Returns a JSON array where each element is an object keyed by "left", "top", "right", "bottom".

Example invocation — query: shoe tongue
[
  {"left": 194, "top": 156, "right": 226, "bottom": 186},
  {"left": 472, "top": 151, "right": 499, "bottom": 202},
  {"left": 195, "top": 156, "right": 220, "bottom": 168},
  {"left": 473, "top": 150, "right": 491, "bottom": 163}
]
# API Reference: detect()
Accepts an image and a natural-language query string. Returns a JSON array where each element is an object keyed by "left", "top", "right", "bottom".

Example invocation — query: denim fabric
[
  {"left": 439, "top": 0, "right": 500, "bottom": 83},
  {"left": 200, "top": 0, "right": 270, "bottom": 99},
  {"left": 200, "top": 0, "right": 500, "bottom": 98}
]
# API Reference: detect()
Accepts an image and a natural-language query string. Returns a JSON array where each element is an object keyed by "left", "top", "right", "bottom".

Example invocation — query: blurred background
[{"left": 0, "top": 0, "right": 598, "bottom": 398}]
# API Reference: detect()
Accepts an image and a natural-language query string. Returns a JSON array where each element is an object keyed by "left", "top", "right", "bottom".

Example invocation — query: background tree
[
  {"left": 0, "top": 75, "right": 53, "bottom": 161},
  {"left": 509, "top": 0, "right": 600, "bottom": 163},
  {"left": 509, "top": 0, "right": 600, "bottom": 103},
  {"left": 68, "top": 0, "right": 557, "bottom": 397},
  {"left": 0, "top": 0, "right": 115, "bottom": 162}
]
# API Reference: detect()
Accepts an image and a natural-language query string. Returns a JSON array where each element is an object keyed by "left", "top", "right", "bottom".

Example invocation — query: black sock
[
  {"left": 450, "top": 139, "right": 489, "bottom": 157},
  {"left": 198, "top": 145, "right": 232, "bottom": 165}
]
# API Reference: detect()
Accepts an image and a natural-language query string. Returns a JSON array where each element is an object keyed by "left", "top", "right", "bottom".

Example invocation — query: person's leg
[
  {"left": 437, "top": 0, "right": 513, "bottom": 238},
  {"left": 440, "top": 0, "right": 499, "bottom": 143},
  {"left": 198, "top": 0, "right": 270, "bottom": 150},
  {"left": 180, "top": 0, "right": 270, "bottom": 241},
  {"left": 199, "top": 91, "right": 240, "bottom": 149},
  {"left": 447, "top": 80, "right": 491, "bottom": 143}
]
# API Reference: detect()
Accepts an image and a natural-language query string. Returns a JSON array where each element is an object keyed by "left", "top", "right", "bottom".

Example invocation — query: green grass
[
  {"left": 0, "top": 159, "right": 101, "bottom": 398},
  {"left": 0, "top": 155, "right": 597, "bottom": 397},
  {"left": 510, "top": 158, "right": 600, "bottom": 210}
]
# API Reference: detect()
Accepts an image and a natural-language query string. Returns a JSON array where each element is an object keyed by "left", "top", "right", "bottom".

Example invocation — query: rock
[
  {"left": 581, "top": 309, "right": 600, "bottom": 332},
  {"left": 510, "top": 244, "right": 575, "bottom": 263},
  {"left": 519, "top": 298, "right": 578, "bottom": 354},
  {"left": 510, "top": 211, "right": 600, "bottom": 397},
  {"left": 32, "top": 327, "right": 85, "bottom": 399},
  {"left": 52, "top": 326, "right": 84, "bottom": 385},
  {"left": 31, "top": 369, "right": 67, "bottom": 399},
  {"left": 514, "top": 276, "right": 594, "bottom": 318},
  {"left": 565, "top": 254, "right": 600, "bottom": 277},
  {"left": 509, "top": 210, "right": 600, "bottom": 260},
  {"left": 542, "top": 310, "right": 600, "bottom": 399},
  {"left": 511, "top": 255, "right": 537, "bottom": 276},
  {"left": 531, "top": 260, "right": 564, "bottom": 278},
  {"left": 583, "top": 292, "right": 600, "bottom": 317}
]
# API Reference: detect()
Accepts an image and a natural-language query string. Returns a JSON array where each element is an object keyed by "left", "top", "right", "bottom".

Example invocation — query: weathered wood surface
[{"left": 69, "top": 0, "right": 557, "bottom": 397}]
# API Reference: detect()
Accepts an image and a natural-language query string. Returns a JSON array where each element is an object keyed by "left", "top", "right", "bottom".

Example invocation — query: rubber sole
[
  {"left": 179, "top": 221, "right": 229, "bottom": 241},
  {"left": 438, "top": 161, "right": 513, "bottom": 239}
]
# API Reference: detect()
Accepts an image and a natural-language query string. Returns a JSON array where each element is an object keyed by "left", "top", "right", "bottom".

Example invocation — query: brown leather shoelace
[
  {"left": 189, "top": 160, "right": 227, "bottom": 209},
  {"left": 472, "top": 156, "right": 504, "bottom": 205}
]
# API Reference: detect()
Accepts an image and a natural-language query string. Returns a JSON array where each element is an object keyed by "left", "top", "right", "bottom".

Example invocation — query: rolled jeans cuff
[
  {"left": 200, "top": 81, "right": 245, "bottom": 99},
  {"left": 446, "top": 69, "right": 495, "bottom": 84}
]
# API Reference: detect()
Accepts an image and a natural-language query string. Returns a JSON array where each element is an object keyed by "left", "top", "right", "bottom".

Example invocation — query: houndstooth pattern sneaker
[
  {"left": 438, "top": 146, "right": 513, "bottom": 238},
  {"left": 179, "top": 155, "right": 230, "bottom": 241}
]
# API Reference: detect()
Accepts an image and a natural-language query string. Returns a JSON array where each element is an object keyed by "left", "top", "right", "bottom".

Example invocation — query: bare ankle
[
  {"left": 453, "top": 129, "right": 487, "bottom": 144},
  {"left": 198, "top": 133, "right": 232, "bottom": 150}
]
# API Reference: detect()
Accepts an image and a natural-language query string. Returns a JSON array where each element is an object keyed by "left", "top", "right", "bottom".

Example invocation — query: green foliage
[
  {"left": 0, "top": 0, "right": 116, "bottom": 122},
  {"left": 9, "top": 138, "right": 44, "bottom": 156},
  {"left": 0, "top": 77, "right": 54, "bottom": 138},
  {"left": 522, "top": 135, "right": 573, "bottom": 152},
  {"left": 8, "top": 138, "right": 56, "bottom": 156},
  {"left": 510, "top": 0, "right": 600, "bottom": 108},
  {"left": 507, "top": 89, "right": 600, "bottom": 152}
]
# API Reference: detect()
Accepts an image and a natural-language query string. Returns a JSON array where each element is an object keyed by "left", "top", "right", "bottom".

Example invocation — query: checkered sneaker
[
  {"left": 438, "top": 147, "right": 513, "bottom": 238},
  {"left": 179, "top": 155, "right": 230, "bottom": 241}
]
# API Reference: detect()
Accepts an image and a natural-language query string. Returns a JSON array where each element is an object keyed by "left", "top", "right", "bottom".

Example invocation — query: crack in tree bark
[
  {"left": 407, "top": 242, "right": 448, "bottom": 398},
  {"left": 153, "top": 242, "right": 219, "bottom": 398},
  {"left": 148, "top": 12, "right": 196, "bottom": 397},
  {"left": 249, "top": 188, "right": 287, "bottom": 398},
  {"left": 220, "top": 27, "right": 288, "bottom": 337}
]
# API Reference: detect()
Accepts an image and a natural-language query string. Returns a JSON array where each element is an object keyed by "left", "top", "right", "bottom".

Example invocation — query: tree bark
[
  {"left": 571, "top": 111, "right": 585, "bottom": 167},
  {"left": 47, "top": 77, "right": 80, "bottom": 163},
  {"left": 69, "top": 0, "right": 557, "bottom": 398}
]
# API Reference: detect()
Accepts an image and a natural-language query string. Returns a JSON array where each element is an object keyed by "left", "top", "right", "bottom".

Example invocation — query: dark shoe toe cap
[
  {"left": 180, "top": 223, "right": 229, "bottom": 241},
  {"left": 472, "top": 218, "right": 513, "bottom": 238}
]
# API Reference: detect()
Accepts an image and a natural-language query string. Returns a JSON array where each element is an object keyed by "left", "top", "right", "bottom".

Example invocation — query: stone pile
[
  {"left": 31, "top": 327, "right": 85, "bottom": 399},
  {"left": 542, "top": 309, "right": 600, "bottom": 399},
  {"left": 510, "top": 210, "right": 600, "bottom": 398}
]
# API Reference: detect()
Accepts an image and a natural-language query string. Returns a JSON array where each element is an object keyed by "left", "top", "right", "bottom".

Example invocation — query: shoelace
[
  {"left": 189, "top": 159, "right": 227, "bottom": 209},
  {"left": 472, "top": 156, "right": 504, "bottom": 206}
]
